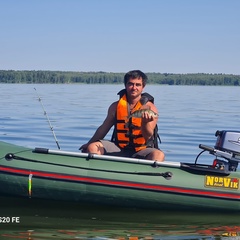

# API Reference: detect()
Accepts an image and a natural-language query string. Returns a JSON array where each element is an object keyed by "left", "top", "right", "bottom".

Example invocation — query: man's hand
[
  {"left": 141, "top": 111, "right": 155, "bottom": 123},
  {"left": 79, "top": 143, "right": 88, "bottom": 152}
]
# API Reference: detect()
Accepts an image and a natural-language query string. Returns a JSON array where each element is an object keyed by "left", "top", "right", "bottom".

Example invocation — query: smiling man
[{"left": 80, "top": 70, "right": 165, "bottom": 161}]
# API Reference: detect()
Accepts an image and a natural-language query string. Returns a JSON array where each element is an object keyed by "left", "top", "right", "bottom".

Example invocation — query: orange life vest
[{"left": 114, "top": 94, "right": 148, "bottom": 152}]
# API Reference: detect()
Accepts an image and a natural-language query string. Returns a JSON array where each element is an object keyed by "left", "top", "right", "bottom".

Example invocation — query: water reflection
[
  {"left": 1, "top": 226, "right": 240, "bottom": 239},
  {"left": 1, "top": 196, "right": 239, "bottom": 240}
]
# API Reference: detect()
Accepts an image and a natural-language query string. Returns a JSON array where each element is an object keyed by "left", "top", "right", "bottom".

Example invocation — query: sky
[{"left": 0, "top": 0, "right": 239, "bottom": 74}]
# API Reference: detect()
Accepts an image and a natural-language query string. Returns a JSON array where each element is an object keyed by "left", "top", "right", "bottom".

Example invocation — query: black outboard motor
[{"left": 199, "top": 130, "right": 240, "bottom": 172}]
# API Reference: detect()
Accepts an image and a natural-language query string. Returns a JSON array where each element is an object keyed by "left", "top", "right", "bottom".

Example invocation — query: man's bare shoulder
[
  {"left": 107, "top": 101, "right": 118, "bottom": 118},
  {"left": 109, "top": 101, "right": 118, "bottom": 111}
]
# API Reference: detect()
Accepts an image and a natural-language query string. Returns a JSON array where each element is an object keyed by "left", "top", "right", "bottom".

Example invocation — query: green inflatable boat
[{"left": 0, "top": 130, "right": 239, "bottom": 211}]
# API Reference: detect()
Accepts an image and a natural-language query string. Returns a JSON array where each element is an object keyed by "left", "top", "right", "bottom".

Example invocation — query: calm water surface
[{"left": 0, "top": 84, "right": 239, "bottom": 239}]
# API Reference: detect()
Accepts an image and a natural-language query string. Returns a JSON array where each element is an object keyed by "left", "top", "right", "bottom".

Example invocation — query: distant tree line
[{"left": 0, "top": 70, "right": 239, "bottom": 86}]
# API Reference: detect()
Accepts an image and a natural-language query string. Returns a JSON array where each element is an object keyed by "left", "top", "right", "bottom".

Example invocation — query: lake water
[{"left": 0, "top": 84, "right": 239, "bottom": 239}]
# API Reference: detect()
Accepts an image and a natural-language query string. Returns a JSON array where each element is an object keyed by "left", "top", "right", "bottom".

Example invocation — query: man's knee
[
  {"left": 147, "top": 149, "right": 165, "bottom": 162},
  {"left": 87, "top": 141, "right": 104, "bottom": 155}
]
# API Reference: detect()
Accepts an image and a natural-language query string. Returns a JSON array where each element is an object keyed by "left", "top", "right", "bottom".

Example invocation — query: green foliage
[{"left": 0, "top": 70, "right": 239, "bottom": 85}]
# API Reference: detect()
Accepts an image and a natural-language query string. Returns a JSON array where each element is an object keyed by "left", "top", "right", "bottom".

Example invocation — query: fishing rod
[{"left": 34, "top": 88, "right": 61, "bottom": 149}]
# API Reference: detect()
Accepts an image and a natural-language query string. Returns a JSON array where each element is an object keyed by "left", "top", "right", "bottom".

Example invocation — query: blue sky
[{"left": 0, "top": 0, "right": 239, "bottom": 74}]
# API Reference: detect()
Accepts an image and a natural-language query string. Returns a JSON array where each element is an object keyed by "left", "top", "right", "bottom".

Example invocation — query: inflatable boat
[{"left": 0, "top": 130, "right": 239, "bottom": 211}]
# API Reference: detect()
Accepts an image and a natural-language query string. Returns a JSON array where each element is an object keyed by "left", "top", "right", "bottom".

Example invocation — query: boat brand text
[{"left": 205, "top": 176, "right": 239, "bottom": 190}]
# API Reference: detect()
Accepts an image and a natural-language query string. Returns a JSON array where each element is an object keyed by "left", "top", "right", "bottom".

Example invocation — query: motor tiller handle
[{"left": 199, "top": 144, "right": 214, "bottom": 152}]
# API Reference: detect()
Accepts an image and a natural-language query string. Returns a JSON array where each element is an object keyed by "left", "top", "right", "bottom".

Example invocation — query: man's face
[{"left": 125, "top": 77, "right": 144, "bottom": 99}]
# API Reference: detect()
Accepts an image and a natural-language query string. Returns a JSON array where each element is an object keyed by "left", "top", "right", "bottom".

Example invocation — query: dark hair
[{"left": 124, "top": 70, "right": 148, "bottom": 87}]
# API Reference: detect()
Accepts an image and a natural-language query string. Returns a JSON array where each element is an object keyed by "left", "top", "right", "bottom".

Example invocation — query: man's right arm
[{"left": 79, "top": 102, "right": 117, "bottom": 150}]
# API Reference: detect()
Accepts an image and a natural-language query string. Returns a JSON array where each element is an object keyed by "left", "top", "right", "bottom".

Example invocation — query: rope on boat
[{"left": 4, "top": 153, "right": 173, "bottom": 180}]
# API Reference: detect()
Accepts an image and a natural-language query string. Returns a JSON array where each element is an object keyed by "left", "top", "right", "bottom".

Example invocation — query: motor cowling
[{"left": 215, "top": 130, "right": 240, "bottom": 160}]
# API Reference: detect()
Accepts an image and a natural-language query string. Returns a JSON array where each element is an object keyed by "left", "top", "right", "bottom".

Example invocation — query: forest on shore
[{"left": 0, "top": 70, "right": 240, "bottom": 85}]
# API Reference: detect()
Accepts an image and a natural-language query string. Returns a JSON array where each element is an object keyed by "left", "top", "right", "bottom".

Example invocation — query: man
[{"left": 80, "top": 70, "right": 165, "bottom": 161}]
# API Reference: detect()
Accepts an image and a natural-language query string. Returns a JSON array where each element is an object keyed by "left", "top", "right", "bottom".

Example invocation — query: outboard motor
[
  {"left": 199, "top": 130, "right": 240, "bottom": 173},
  {"left": 215, "top": 130, "right": 240, "bottom": 155}
]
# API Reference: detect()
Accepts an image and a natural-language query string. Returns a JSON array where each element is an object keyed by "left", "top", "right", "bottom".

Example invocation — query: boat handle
[{"left": 199, "top": 144, "right": 214, "bottom": 152}]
